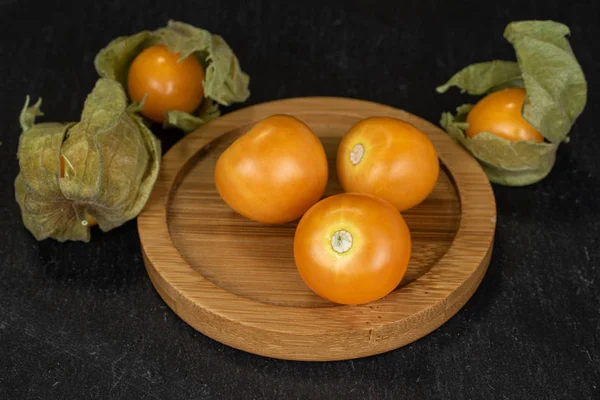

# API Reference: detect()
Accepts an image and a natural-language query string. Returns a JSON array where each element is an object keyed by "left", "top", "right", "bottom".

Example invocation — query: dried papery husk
[
  {"left": 437, "top": 20, "right": 587, "bottom": 186},
  {"left": 15, "top": 78, "right": 161, "bottom": 242},
  {"left": 94, "top": 20, "right": 250, "bottom": 133}
]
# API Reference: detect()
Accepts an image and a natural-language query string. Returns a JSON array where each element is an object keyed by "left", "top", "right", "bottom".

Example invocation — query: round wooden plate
[{"left": 138, "top": 97, "right": 496, "bottom": 361}]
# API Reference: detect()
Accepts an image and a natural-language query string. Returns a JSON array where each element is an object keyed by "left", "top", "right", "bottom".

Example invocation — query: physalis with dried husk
[
  {"left": 15, "top": 78, "right": 161, "bottom": 242},
  {"left": 94, "top": 20, "right": 250, "bottom": 133},
  {"left": 436, "top": 20, "right": 587, "bottom": 186}
]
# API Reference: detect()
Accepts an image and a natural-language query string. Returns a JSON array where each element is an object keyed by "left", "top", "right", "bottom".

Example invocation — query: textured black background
[{"left": 1, "top": 0, "right": 599, "bottom": 399}]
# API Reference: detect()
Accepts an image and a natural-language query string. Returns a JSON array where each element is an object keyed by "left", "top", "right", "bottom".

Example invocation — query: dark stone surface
[{"left": 1, "top": 0, "right": 599, "bottom": 398}]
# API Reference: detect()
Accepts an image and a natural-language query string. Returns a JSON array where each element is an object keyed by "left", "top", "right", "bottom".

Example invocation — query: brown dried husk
[{"left": 15, "top": 78, "right": 161, "bottom": 242}]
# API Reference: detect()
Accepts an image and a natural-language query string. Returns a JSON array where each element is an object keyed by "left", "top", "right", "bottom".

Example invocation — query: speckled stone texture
[{"left": 1, "top": 0, "right": 599, "bottom": 398}]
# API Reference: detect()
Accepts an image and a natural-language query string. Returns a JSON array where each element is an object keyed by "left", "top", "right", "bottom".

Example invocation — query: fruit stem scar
[
  {"left": 332, "top": 230, "right": 353, "bottom": 253},
  {"left": 349, "top": 143, "right": 364, "bottom": 165}
]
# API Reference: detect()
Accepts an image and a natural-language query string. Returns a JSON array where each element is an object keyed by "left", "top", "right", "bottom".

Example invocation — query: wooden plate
[{"left": 138, "top": 97, "right": 496, "bottom": 361}]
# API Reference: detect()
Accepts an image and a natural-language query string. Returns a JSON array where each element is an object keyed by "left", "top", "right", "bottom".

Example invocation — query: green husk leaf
[
  {"left": 436, "top": 60, "right": 523, "bottom": 95},
  {"left": 93, "top": 20, "right": 250, "bottom": 132},
  {"left": 154, "top": 20, "right": 212, "bottom": 61},
  {"left": 441, "top": 106, "right": 558, "bottom": 186},
  {"left": 15, "top": 98, "right": 84, "bottom": 241},
  {"left": 60, "top": 78, "right": 161, "bottom": 232},
  {"left": 19, "top": 96, "right": 45, "bottom": 132},
  {"left": 504, "top": 20, "right": 587, "bottom": 143},
  {"left": 15, "top": 174, "right": 90, "bottom": 242},
  {"left": 14, "top": 78, "right": 161, "bottom": 242},
  {"left": 163, "top": 97, "right": 221, "bottom": 132},
  {"left": 93, "top": 30, "right": 153, "bottom": 86},
  {"left": 199, "top": 33, "right": 251, "bottom": 106}
]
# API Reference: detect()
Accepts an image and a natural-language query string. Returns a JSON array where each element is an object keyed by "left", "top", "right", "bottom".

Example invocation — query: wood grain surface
[{"left": 137, "top": 97, "right": 496, "bottom": 361}]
